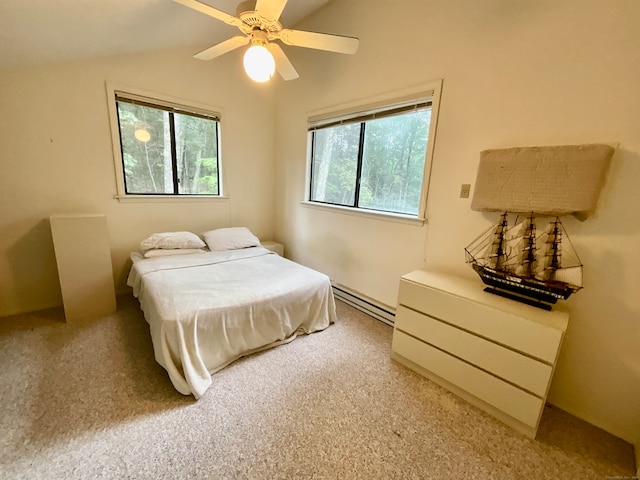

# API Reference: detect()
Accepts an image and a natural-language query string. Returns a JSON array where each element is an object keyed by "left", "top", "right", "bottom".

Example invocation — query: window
[
  {"left": 112, "top": 91, "right": 222, "bottom": 197},
  {"left": 307, "top": 85, "right": 440, "bottom": 219}
]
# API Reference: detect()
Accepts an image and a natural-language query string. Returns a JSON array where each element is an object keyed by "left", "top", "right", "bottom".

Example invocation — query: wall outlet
[{"left": 460, "top": 184, "right": 471, "bottom": 198}]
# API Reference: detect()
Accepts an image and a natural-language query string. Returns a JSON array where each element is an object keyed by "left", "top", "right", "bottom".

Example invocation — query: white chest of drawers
[{"left": 391, "top": 270, "right": 568, "bottom": 438}]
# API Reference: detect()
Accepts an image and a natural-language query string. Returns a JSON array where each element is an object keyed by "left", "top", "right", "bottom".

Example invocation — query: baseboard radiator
[{"left": 331, "top": 284, "right": 395, "bottom": 326}]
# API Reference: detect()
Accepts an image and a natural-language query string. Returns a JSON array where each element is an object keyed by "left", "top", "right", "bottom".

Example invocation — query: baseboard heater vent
[{"left": 332, "top": 285, "right": 395, "bottom": 326}]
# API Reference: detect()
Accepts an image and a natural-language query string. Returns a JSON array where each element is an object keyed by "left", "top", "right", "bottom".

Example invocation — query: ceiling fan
[{"left": 174, "top": 0, "right": 359, "bottom": 82}]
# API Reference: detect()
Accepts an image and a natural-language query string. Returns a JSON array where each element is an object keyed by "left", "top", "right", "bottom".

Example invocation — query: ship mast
[
  {"left": 488, "top": 212, "right": 509, "bottom": 271},
  {"left": 519, "top": 214, "right": 537, "bottom": 278},
  {"left": 541, "top": 218, "right": 562, "bottom": 281}
]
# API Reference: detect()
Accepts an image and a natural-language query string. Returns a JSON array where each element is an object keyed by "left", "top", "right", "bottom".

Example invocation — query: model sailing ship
[{"left": 465, "top": 212, "right": 583, "bottom": 310}]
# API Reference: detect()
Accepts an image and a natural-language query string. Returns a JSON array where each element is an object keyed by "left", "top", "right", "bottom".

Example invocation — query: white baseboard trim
[{"left": 332, "top": 283, "right": 395, "bottom": 326}]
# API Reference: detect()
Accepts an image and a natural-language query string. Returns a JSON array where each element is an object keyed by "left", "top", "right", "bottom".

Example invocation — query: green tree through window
[
  {"left": 309, "top": 102, "right": 431, "bottom": 216},
  {"left": 115, "top": 94, "right": 220, "bottom": 195}
]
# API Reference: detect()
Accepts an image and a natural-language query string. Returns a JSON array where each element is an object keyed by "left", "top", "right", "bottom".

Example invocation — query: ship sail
[
  {"left": 553, "top": 266, "right": 583, "bottom": 286},
  {"left": 510, "top": 216, "right": 537, "bottom": 278},
  {"left": 535, "top": 218, "right": 583, "bottom": 286},
  {"left": 536, "top": 220, "right": 561, "bottom": 281},
  {"left": 484, "top": 213, "right": 509, "bottom": 269}
]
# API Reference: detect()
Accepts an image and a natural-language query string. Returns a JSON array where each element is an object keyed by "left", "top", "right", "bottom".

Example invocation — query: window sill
[
  {"left": 301, "top": 201, "right": 426, "bottom": 226},
  {"left": 114, "top": 195, "right": 229, "bottom": 203}
]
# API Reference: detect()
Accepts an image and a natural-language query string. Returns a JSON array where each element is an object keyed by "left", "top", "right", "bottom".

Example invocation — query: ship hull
[{"left": 472, "top": 264, "right": 574, "bottom": 308}]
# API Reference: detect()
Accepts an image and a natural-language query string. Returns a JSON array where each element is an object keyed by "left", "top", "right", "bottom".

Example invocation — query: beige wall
[
  {"left": 1, "top": 0, "right": 638, "bottom": 447},
  {"left": 0, "top": 48, "right": 276, "bottom": 316},
  {"left": 274, "top": 0, "right": 640, "bottom": 443}
]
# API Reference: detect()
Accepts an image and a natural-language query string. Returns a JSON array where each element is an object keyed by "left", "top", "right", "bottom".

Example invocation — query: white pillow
[
  {"left": 140, "top": 231, "right": 205, "bottom": 251},
  {"left": 143, "top": 248, "right": 207, "bottom": 258},
  {"left": 201, "top": 227, "right": 261, "bottom": 251}
]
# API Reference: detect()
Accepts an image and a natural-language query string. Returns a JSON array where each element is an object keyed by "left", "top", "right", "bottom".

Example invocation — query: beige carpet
[{"left": 0, "top": 296, "right": 635, "bottom": 479}]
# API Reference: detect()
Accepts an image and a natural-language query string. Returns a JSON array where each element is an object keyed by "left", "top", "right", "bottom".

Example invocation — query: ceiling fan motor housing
[
  {"left": 236, "top": 0, "right": 282, "bottom": 36},
  {"left": 250, "top": 28, "right": 269, "bottom": 47}
]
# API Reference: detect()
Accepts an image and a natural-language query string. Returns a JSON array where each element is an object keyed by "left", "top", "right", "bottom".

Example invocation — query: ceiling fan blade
[
  {"left": 194, "top": 36, "right": 249, "bottom": 60},
  {"left": 278, "top": 29, "right": 359, "bottom": 55},
  {"left": 173, "top": 0, "right": 243, "bottom": 28},
  {"left": 255, "top": 0, "right": 288, "bottom": 21},
  {"left": 269, "top": 43, "right": 299, "bottom": 81}
]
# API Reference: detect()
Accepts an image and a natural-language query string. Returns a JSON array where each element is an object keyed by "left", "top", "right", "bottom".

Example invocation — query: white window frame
[
  {"left": 303, "top": 80, "right": 442, "bottom": 224},
  {"left": 106, "top": 83, "right": 227, "bottom": 203}
]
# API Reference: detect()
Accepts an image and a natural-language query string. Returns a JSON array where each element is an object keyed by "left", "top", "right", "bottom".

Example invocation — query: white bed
[{"left": 127, "top": 246, "right": 336, "bottom": 398}]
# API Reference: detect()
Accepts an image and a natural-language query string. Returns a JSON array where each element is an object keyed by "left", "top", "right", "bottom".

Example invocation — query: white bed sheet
[{"left": 127, "top": 247, "right": 336, "bottom": 399}]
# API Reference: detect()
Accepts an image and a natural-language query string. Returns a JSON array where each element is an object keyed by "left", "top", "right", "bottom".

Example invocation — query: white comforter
[{"left": 127, "top": 247, "right": 336, "bottom": 398}]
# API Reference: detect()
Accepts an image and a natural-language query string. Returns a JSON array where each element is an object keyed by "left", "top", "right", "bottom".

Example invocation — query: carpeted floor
[{"left": 0, "top": 295, "right": 635, "bottom": 479}]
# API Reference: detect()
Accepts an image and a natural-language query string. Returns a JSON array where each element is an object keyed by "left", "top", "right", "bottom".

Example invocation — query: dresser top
[{"left": 401, "top": 270, "right": 569, "bottom": 332}]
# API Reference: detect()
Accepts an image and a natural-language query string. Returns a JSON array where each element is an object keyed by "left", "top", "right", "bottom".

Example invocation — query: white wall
[
  {"left": 1, "top": 0, "right": 637, "bottom": 447},
  {"left": 274, "top": 0, "right": 640, "bottom": 443},
  {"left": 0, "top": 48, "right": 276, "bottom": 316}
]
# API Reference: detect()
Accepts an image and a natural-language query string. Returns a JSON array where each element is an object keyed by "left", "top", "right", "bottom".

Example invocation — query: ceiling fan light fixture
[
  {"left": 174, "top": 0, "right": 359, "bottom": 82},
  {"left": 243, "top": 42, "right": 275, "bottom": 83}
]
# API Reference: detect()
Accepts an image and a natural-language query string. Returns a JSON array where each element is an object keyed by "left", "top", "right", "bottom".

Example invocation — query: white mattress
[{"left": 127, "top": 247, "right": 336, "bottom": 398}]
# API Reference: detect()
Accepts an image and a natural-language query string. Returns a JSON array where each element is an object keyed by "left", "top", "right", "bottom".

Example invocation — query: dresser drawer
[
  {"left": 398, "top": 279, "right": 562, "bottom": 363},
  {"left": 392, "top": 330, "right": 543, "bottom": 427},
  {"left": 395, "top": 306, "right": 553, "bottom": 396}
]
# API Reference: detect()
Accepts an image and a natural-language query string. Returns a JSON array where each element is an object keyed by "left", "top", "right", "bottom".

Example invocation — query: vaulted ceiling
[{"left": 0, "top": 0, "right": 331, "bottom": 69}]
